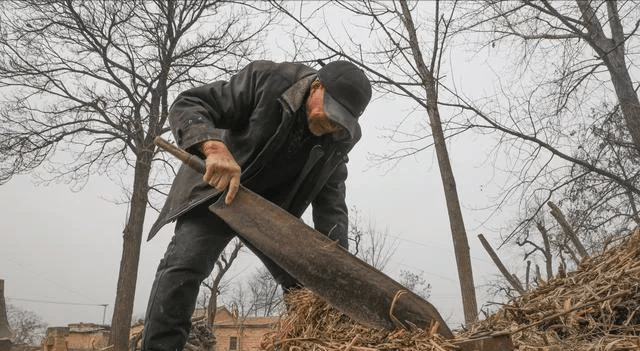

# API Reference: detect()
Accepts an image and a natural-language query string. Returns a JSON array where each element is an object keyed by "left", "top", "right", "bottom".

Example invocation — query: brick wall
[
  {"left": 210, "top": 308, "right": 277, "bottom": 351},
  {"left": 42, "top": 327, "right": 69, "bottom": 351},
  {"left": 214, "top": 325, "right": 273, "bottom": 351}
]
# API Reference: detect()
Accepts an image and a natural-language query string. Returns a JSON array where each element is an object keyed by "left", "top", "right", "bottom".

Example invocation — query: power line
[
  {"left": 388, "top": 234, "right": 494, "bottom": 265},
  {"left": 7, "top": 297, "right": 110, "bottom": 324},
  {"left": 390, "top": 260, "right": 459, "bottom": 284},
  {"left": 7, "top": 297, "right": 107, "bottom": 307}
]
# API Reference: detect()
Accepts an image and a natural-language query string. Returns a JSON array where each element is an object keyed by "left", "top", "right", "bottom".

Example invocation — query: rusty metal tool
[{"left": 154, "top": 136, "right": 514, "bottom": 350}]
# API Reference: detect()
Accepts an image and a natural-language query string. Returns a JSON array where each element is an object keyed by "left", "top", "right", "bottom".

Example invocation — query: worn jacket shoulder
[{"left": 248, "top": 60, "right": 316, "bottom": 83}]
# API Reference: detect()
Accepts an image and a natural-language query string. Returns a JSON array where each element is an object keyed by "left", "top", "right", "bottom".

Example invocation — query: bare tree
[
  {"left": 273, "top": 0, "right": 479, "bottom": 324},
  {"left": 460, "top": 1, "right": 640, "bottom": 148},
  {"left": 398, "top": 270, "right": 432, "bottom": 300},
  {"left": 0, "top": 1, "right": 272, "bottom": 349},
  {"left": 201, "top": 239, "right": 243, "bottom": 327},
  {"left": 349, "top": 207, "right": 398, "bottom": 271},
  {"left": 223, "top": 267, "right": 284, "bottom": 318},
  {"left": 444, "top": 1, "right": 640, "bottom": 253},
  {"left": 511, "top": 210, "right": 589, "bottom": 290},
  {"left": 6, "top": 305, "right": 46, "bottom": 347},
  {"left": 246, "top": 268, "right": 284, "bottom": 317}
]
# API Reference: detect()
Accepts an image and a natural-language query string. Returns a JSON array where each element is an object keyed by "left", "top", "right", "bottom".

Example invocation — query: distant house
[
  {"left": 41, "top": 324, "right": 109, "bottom": 351},
  {"left": 196, "top": 307, "right": 279, "bottom": 351}
]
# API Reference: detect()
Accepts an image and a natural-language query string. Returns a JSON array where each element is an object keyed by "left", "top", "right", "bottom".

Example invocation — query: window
[{"left": 229, "top": 336, "right": 238, "bottom": 351}]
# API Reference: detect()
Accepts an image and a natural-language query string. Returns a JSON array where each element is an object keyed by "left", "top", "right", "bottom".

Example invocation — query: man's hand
[{"left": 200, "top": 140, "right": 241, "bottom": 205}]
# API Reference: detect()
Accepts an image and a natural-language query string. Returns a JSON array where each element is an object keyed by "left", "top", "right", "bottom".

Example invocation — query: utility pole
[{"left": 100, "top": 304, "right": 108, "bottom": 326}]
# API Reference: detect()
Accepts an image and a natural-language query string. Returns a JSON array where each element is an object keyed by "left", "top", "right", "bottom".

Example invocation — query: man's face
[{"left": 306, "top": 83, "right": 343, "bottom": 136}]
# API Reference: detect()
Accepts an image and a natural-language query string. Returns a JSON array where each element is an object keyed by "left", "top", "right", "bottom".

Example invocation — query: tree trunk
[
  {"left": 428, "top": 86, "right": 478, "bottom": 324},
  {"left": 207, "top": 291, "right": 218, "bottom": 328},
  {"left": 535, "top": 221, "right": 554, "bottom": 280},
  {"left": 478, "top": 234, "right": 524, "bottom": 294},
  {"left": 525, "top": 261, "right": 531, "bottom": 290},
  {"left": 576, "top": 0, "right": 640, "bottom": 152},
  {"left": 399, "top": 0, "right": 478, "bottom": 324},
  {"left": 547, "top": 201, "right": 589, "bottom": 259},
  {"left": 0, "top": 280, "right": 12, "bottom": 339},
  {"left": 110, "top": 149, "right": 152, "bottom": 351},
  {"left": 604, "top": 50, "right": 640, "bottom": 152}
]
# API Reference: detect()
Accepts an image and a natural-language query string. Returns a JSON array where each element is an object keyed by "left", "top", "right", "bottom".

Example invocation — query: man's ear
[{"left": 311, "top": 79, "right": 323, "bottom": 91}]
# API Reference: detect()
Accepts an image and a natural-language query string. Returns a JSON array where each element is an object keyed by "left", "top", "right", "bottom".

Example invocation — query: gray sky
[{"left": 0, "top": 2, "right": 522, "bottom": 330}]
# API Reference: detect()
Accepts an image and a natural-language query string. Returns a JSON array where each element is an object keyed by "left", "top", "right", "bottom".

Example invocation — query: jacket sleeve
[
  {"left": 312, "top": 161, "right": 349, "bottom": 250},
  {"left": 168, "top": 61, "right": 267, "bottom": 153}
]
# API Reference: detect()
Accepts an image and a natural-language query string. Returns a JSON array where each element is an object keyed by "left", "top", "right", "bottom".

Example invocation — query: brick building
[
  {"left": 209, "top": 307, "right": 278, "bottom": 351},
  {"left": 41, "top": 324, "right": 109, "bottom": 351}
]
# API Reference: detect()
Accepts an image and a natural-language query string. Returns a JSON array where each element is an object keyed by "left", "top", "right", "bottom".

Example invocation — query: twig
[
  {"left": 342, "top": 334, "right": 359, "bottom": 351},
  {"left": 389, "top": 289, "right": 409, "bottom": 330}
]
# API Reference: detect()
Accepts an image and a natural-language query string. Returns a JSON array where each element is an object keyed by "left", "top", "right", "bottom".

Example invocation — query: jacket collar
[{"left": 281, "top": 74, "right": 315, "bottom": 112}]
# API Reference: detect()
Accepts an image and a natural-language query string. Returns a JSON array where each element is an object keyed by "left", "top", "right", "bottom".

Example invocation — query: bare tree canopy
[
  {"left": 7, "top": 304, "right": 47, "bottom": 347},
  {"left": 0, "top": 1, "right": 272, "bottom": 349},
  {"left": 222, "top": 267, "right": 284, "bottom": 318},
  {"left": 349, "top": 207, "right": 398, "bottom": 271},
  {"left": 447, "top": 1, "right": 640, "bottom": 250},
  {"left": 0, "top": 0, "right": 269, "bottom": 187}
]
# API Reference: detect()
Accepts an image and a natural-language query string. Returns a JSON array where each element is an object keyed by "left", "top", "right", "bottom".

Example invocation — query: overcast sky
[{"left": 0, "top": 3, "right": 523, "bottom": 330}]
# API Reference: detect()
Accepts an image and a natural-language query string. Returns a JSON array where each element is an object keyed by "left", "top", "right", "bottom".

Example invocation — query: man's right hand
[{"left": 200, "top": 140, "right": 241, "bottom": 205}]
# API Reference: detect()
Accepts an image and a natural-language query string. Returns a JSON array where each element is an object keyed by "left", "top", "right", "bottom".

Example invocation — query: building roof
[
  {"left": 214, "top": 315, "right": 280, "bottom": 328},
  {"left": 67, "top": 323, "right": 109, "bottom": 333},
  {"left": 193, "top": 306, "right": 280, "bottom": 328}
]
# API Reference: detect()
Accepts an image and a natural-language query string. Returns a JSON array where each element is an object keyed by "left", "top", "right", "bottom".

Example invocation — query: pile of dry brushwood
[
  {"left": 261, "top": 228, "right": 640, "bottom": 351},
  {"left": 470, "top": 228, "right": 640, "bottom": 350},
  {"left": 260, "top": 289, "right": 458, "bottom": 351}
]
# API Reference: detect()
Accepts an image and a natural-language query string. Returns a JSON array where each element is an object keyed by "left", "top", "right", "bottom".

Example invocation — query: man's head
[{"left": 306, "top": 61, "right": 372, "bottom": 138}]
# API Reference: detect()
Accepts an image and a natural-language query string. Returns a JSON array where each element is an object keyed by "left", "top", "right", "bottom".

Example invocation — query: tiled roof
[{"left": 214, "top": 316, "right": 280, "bottom": 327}]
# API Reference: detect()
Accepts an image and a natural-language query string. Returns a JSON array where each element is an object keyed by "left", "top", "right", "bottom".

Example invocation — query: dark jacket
[{"left": 148, "top": 61, "right": 361, "bottom": 247}]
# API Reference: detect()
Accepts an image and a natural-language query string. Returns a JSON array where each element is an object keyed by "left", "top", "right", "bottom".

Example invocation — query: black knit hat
[{"left": 317, "top": 61, "right": 372, "bottom": 138}]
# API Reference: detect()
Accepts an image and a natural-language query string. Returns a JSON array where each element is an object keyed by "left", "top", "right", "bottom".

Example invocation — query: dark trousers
[{"left": 141, "top": 204, "right": 298, "bottom": 351}]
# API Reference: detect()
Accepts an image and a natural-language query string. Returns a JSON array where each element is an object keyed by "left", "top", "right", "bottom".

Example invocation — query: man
[{"left": 142, "top": 60, "right": 372, "bottom": 351}]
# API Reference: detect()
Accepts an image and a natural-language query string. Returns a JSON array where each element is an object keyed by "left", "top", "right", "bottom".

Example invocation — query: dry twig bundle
[
  {"left": 260, "top": 289, "right": 457, "bottom": 351},
  {"left": 262, "top": 228, "right": 640, "bottom": 351},
  {"left": 468, "top": 228, "right": 640, "bottom": 350}
]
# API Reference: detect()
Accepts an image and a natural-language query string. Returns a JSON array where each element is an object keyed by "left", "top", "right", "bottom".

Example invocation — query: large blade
[
  {"left": 209, "top": 186, "right": 454, "bottom": 338},
  {"left": 152, "top": 136, "right": 454, "bottom": 338}
]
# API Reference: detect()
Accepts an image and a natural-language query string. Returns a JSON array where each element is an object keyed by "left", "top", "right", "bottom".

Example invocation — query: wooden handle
[{"left": 154, "top": 136, "right": 206, "bottom": 174}]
